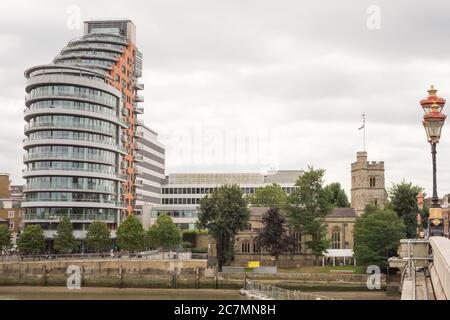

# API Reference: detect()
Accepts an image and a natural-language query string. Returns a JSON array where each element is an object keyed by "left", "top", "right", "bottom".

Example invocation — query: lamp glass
[{"left": 425, "top": 117, "right": 445, "bottom": 143}]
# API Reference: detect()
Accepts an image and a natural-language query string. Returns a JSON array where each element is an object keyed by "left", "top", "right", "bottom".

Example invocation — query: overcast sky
[{"left": 1, "top": 0, "right": 450, "bottom": 197}]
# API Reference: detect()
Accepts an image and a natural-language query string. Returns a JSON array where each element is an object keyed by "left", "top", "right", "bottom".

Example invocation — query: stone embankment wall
[
  {"left": 0, "top": 259, "right": 209, "bottom": 288},
  {"left": 0, "top": 259, "right": 383, "bottom": 290},
  {"left": 220, "top": 272, "right": 385, "bottom": 290}
]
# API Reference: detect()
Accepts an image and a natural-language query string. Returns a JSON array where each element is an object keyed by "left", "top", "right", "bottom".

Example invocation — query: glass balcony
[
  {"left": 23, "top": 166, "right": 121, "bottom": 176},
  {"left": 24, "top": 134, "right": 117, "bottom": 147},
  {"left": 23, "top": 213, "right": 117, "bottom": 222},
  {"left": 24, "top": 183, "right": 115, "bottom": 193},
  {"left": 25, "top": 106, "right": 127, "bottom": 128},
  {"left": 26, "top": 90, "right": 117, "bottom": 109},
  {"left": 24, "top": 121, "right": 116, "bottom": 136},
  {"left": 23, "top": 152, "right": 116, "bottom": 164}
]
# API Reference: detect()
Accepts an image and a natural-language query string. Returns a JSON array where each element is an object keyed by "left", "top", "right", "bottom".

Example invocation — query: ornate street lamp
[{"left": 420, "top": 86, "right": 447, "bottom": 237}]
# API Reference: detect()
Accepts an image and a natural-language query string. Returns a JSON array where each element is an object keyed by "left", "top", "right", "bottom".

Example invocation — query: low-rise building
[
  {"left": 142, "top": 170, "right": 303, "bottom": 230},
  {"left": 0, "top": 174, "right": 24, "bottom": 245}
]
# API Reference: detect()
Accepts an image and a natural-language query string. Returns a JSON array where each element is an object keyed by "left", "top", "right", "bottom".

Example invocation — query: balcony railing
[
  {"left": 23, "top": 213, "right": 117, "bottom": 222},
  {"left": 26, "top": 91, "right": 117, "bottom": 109},
  {"left": 24, "top": 121, "right": 116, "bottom": 136},
  {"left": 134, "top": 94, "right": 144, "bottom": 103},
  {"left": 23, "top": 152, "right": 116, "bottom": 164},
  {"left": 23, "top": 183, "right": 115, "bottom": 193}
]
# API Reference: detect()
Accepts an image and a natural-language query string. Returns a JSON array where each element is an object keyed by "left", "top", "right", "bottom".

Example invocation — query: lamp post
[
  {"left": 420, "top": 86, "right": 446, "bottom": 237},
  {"left": 416, "top": 192, "right": 424, "bottom": 238}
]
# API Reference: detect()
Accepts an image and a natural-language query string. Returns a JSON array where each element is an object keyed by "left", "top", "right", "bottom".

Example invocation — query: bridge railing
[{"left": 243, "top": 279, "right": 339, "bottom": 300}]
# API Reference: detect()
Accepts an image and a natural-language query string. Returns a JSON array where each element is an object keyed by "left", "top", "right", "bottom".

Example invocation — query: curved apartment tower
[{"left": 22, "top": 20, "right": 149, "bottom": 246}]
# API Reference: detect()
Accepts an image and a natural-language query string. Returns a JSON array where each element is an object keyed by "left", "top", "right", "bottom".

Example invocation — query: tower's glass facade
[{"left": 23, "top": 21, "right": 144, "bottom": 244}]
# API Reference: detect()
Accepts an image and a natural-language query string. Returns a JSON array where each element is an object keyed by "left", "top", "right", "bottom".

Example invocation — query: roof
[
  {"left": 0, "top": 218, "right": 8, "bottom": 223},
  {"left": 327, "top": 207, "right": 357, "bottom": 218},
  {"left": 249, "top": 207, "right": 271, "bottom": 216}
]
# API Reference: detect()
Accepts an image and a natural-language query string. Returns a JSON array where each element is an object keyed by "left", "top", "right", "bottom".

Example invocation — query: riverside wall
[
  {"left": 0, "top": 259, "right": 209, "bottom": 288},
  {"left": 0, "top": 259, "right": 382, "bottom": 290}
]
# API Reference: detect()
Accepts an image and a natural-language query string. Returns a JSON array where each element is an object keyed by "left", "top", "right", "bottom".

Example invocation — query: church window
[
  {"left": 332, "top": 227, "right": 341, "bottom": 249},
  {"left": 369, "top": 177, "right": 376, "bottom": 188},
  {"left": 241, "top": 241, "right": 250, "bottom": 253}
]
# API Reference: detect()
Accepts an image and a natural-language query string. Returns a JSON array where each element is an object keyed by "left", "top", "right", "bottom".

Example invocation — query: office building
[
  {"left": 22, "top": 19, "right": 161, "bottom": 245},
  {"left": 148, "top": 170, "right": 303, "bottom": 229}
]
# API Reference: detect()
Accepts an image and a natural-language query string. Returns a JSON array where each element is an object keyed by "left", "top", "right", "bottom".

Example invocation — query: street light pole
[
  {"left": 431, "top": 142, "right": 439, "bottom": 208},
  {"left": 420, "top": 86, "right": 446, "bottom": 237}
]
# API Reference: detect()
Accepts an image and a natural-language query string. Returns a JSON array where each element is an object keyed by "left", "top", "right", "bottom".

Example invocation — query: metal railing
[
  {"left": 26, "top": 91, "right": 117, "bottom": 109},
  {"left": 3, "top": 249, "right": 203, "bottom": 262},
  {"left": 23, "top": 213, "right": 117, "bottom": 221},
  {"left": 23, "top": 183, "right": 115, "bottom": 193},
  {"left": 23, "top": 152, "right": 116, "bottom": 164},
  {"left": 24, "top": 121, "right": 116, "bottom": 136},
  {"left": 243, "top": 279, "right": 338, "bottom": 300}
]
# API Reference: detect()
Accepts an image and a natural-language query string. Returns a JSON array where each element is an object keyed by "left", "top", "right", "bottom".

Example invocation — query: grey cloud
[{"left": 1, "top": 0, "right": 450, "bottom": 199}]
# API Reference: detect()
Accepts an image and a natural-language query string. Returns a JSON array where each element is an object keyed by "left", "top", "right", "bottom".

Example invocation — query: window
[
  {"left": 241, "top": 242, "right": 250, "bottom": 253},
  {"left": 8, "top": 221, "right": 14, "bottom": 230},
  {"left": 332, "top": 227, "right": 341, "bottom": 249},
  {"left": 369, "top": 177, "right": 376, "bottom": 188},
  {"left": 8, "top": 211, "right": 14, "bottom": 218},
  {"left": 252, "top": 241, "right": 261, "bottom": 253}
]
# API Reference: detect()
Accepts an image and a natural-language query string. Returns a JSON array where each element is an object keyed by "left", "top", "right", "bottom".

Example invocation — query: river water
[{"left": 0, "top": 286, "right": 398, "bottom": 300}]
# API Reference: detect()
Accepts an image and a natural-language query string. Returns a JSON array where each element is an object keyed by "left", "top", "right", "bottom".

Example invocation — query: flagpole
[{"left": 363, "top": 113, "right": 366, "bottom": 152}]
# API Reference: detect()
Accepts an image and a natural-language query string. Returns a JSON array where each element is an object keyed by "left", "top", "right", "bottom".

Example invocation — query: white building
[{"left": 145, "top": 170, "right": 303, "bottom": 230}]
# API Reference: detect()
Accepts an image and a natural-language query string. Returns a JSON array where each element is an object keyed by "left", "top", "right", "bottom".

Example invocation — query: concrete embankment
[
  {"left": 0, "top": 259, "right": 211, "bottom": 288},
  {"left": 220, "top": 272, "right": 385, "bottom": 291},
  {"left": 0, "top": 260, "right": 383, "bottom": 290}
]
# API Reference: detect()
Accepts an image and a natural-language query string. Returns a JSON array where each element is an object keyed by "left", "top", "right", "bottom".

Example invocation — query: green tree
[
  {"left": 286, "top": 167, "right": 332, "bottom": 264},
  {"left": 145, "top": 227, "right": 159, "bottom": 250},
  {"left": 147, "top": 215, "right": 180, "bottom": 250},
  {"left": 257, "top": 207, "right": 289, "bottom": 266},
  {"left": 85, "top": 221, "right": 111, "bottom": 254},
  {"left": 17, "top": 224, "right": 45, "bottom": 255},
  {"left": 354, "top": 207, "right": 405, "bottom": 268},
  {"left": 199, "top": 184, "right": 250, "bottom": 271},
  {"left": 117, "top": 215, "right": 145, "bottom": 253},
  {"left": 387, "top": 181, "right": 426, "bottom": 238},
  {"left": 249, "top": 183, "right": 288, "bottom": 208},
  {"left": 0, "top": 225, "right": 12, "bottom": 261},
  {"left": 53, "top": 217, "right": 77, "bottom": 254},
  {"left": 324, "top": 182, "right": 350, "bottom": 207}
]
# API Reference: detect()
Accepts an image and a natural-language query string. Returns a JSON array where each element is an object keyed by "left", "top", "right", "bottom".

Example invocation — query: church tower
[{"left": 351, "top": 151, "right": 388, "bottom": 215}]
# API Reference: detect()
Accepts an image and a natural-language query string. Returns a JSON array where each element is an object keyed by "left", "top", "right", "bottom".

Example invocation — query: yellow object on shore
[{"left": 248, "top": 261, "right": 260, "bottom": 268}]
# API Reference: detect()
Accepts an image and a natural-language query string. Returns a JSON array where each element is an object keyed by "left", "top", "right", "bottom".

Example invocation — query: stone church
[{"left": 232, "top": 151, "right": 388, "bottom": 266}]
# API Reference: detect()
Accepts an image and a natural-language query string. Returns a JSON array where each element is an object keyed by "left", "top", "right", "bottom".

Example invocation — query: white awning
[{"left": 323, "top": 249, "right": 354, "bottom": 258}]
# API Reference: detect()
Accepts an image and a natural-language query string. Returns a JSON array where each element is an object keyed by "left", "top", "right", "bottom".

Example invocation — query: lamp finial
[{"left": 428, "top": 85, "right": 437, "bottom": 96}]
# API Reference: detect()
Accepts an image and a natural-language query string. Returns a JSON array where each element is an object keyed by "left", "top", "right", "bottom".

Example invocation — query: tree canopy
[
  {"left": 0, "top": 225, "right": 11, "bottom": 253},
  {"left": 146, "top": 214, "right": 180, "bottom": 250},
  {"left": 387, "top": 181, "right": 426, "bottom": 238},
  {"left": 17, "top": 224, "right": 45, "bottom": 255},
  {"left": 324, "top": 182, "right": 350, "bottom": 208},
  {"left": 249, "top": 183, "right": 288, "bottom": 208},
  {"left": 85, "top": 221, "right": 111, "bottom": 253},
  {"left": 354, "top": 207, "right": 405, "bottom": 268},
  {"left": 199, "top": 184, "right": 250, "bottom": 271},
  {"left": 117, "top": 215, "right": 145, "bottom": 253},
  {"left": 286, "top": 167, "right": 332, "bottom": 264},
  {"left": 257, "top": 207, "right": 289, "bottom": 266},
  {"left": 53, "top": 217, "right": 77, "bottom": 254}
]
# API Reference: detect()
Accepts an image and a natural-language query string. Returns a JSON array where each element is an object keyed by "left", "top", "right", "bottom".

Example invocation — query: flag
[{"left": 358, "top": 113, "right": 366, "bottom": 130}]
